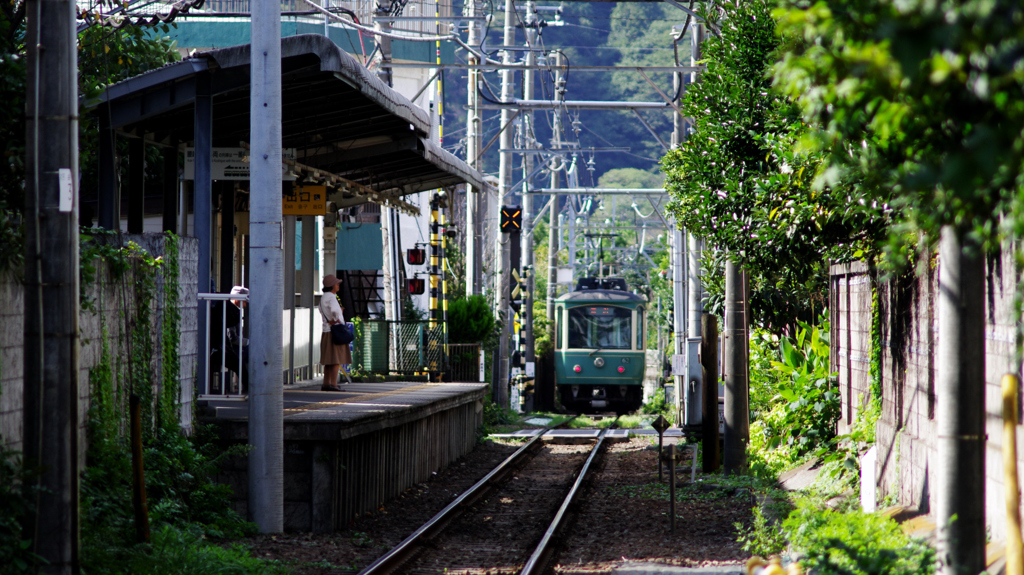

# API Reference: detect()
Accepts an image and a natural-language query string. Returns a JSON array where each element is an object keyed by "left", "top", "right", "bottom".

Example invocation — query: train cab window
[
  {"left": 556, "top": 307, "right": 563, "bottom": 349},
  {"left": 567, "top": 306, "right": 632, "bottom": 349},
  {"left": 637, "top": 308, "right": 644, "bottom": 350}
]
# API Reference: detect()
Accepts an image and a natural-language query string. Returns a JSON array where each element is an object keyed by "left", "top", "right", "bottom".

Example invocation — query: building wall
[
  {"left": 0, "top": 234, "right": 198, "bottom": 456},
  {"left": 831, "top": 248, "right": 1022, "bottom": 543}
]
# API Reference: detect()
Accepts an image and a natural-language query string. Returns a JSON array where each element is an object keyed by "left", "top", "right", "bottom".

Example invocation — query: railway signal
[{"left": 500, "top": 205, "right": 522, "bottom": 233}]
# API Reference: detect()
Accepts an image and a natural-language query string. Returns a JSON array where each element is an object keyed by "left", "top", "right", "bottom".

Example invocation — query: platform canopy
[{"left": 91, "top": 33, "right": 485, "bottom": 223}]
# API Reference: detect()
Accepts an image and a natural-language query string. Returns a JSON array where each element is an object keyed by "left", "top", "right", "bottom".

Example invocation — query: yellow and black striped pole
[
  {"left": 440, "top": 201, "right": 450, "bottom": 365},
  {"left": 429, "top": 194, "right": 440, "bottom": 330}
]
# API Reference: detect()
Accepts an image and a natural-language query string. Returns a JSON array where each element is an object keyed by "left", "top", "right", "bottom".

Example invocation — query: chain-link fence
[{"left": 353, "top": 320, "right": 454, "bottom": 376}]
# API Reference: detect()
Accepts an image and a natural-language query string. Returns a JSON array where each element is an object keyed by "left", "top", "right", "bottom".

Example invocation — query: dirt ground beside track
[{"left": 243, "top": 437, "right": 751, "bottom": 574}]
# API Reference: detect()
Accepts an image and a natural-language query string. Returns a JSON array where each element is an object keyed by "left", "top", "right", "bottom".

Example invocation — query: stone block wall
[
  {"left": 0, "top": 234, "right": 198, "bottom": 456},
  {"left": 831, "top": 248, "right": 1023, "bottom": 544}
]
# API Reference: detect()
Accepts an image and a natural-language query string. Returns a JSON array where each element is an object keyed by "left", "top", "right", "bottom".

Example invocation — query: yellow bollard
[{"left": 1004, "top": 373, "right": 1023, "bottom": 575}]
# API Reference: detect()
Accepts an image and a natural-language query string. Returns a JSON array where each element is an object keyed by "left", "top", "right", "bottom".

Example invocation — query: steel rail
[
  {"left": 520, "top": 428, "right": 609, "bottom": 575},
  {"left": 357, "top": 418, "right": 576, "bottom": 575}
]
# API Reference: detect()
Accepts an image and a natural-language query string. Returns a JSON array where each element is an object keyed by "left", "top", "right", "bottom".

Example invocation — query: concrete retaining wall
[{"left": 831, "top": 248, "right": 1021, "bottom": 543}]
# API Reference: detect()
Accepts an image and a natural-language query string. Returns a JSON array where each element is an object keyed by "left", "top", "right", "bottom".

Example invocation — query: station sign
[
  {"left": 283, "top": 185, "right": 327, "bottom": 215},
  {"left": 184, "top": 147, "right": 297, "bottom": 181}
]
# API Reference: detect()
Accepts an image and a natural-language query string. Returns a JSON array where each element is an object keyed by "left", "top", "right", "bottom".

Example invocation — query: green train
[{"left": 553, "top": 278, "right": 647, "bottom": 414}]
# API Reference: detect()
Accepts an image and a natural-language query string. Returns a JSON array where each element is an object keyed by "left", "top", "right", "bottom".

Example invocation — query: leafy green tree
[
  {"left": 0, "top": 4, "right": 24, "bottom": 214},
  {"left": 661, "top": 0, "right": 885, "bottom": 332},
  {"left": 597, "top": 167, "right": 664, "bottom": 189},
  {"left": 772, "top": 0, "right": 1024, "bottom": 255}
]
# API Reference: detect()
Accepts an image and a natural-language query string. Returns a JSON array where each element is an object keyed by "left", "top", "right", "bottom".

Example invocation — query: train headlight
[
  {"left": 573, "top": 364, "right": 582, "bottom": 373},
  {"left": 617, "top": 366, "right": 625, "bottom": 373},
  {"left": 593, "top": 357, "right": 605, "bottom": 368}
]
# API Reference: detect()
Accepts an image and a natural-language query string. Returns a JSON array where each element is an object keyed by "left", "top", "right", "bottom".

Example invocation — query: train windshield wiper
[{"left": 589, "top": 347, "right": 603, "bottom": 356}]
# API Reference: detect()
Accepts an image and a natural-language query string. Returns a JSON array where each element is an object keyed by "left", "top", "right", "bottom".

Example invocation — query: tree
[
  {"left": 661, "top": 0, "right": 885, "bottom": 332},
  {"left": 772, "top": 3, "right": 1024, "bottom": 573},
  {"left": 772, "top": 0, "right": 1024, "bottom": 255}
]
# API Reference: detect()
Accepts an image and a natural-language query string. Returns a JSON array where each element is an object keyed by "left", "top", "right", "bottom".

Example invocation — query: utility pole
[
  {"left": 936, "top": 227, "right": 985, "bottom": 575},
  {"left": 723, "top": 256, "right": 748, "bottom": 475},
  {"left": 492, "top": 0, "right": 516, "bottom": 408},
  {"left": 375, "top": 0, "right": 402, "bottom": 336},
  {"left": 249, "top": 0, "right": 284, "bottom": 532},
  {"left": 545, "top": 52, "right": 564, "bottom": 328},
  {"left": 671, "top": 227, "right": 686, "bottom": 423},
  {"left": 23, "top": 0, "right": 80, "bottom": 570},
  {"left": 465, "top": 0, "right": 481, "bottom": 296},
  {"left": 522, "top": 1, "right": 538, "bottom": 378}
]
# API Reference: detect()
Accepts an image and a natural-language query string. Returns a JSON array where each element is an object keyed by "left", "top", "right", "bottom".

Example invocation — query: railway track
[{"left": 358, "top": 424, "right": 611, "bottom": 575}]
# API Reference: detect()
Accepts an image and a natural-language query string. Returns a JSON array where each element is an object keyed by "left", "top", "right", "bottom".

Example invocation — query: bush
[
  {"left": 0, "top": 442, "right": 44, "bottom": 574},
  {"left": 448, "top": 295, "right": 497, "bottom": 345},
  {"left": 81, "top": 422, "right": 257, "bottom": 573},
  {"left": 770, "top": 318, "right": 841, "bottom": 455},
  {"left": 783, "top": 506, "right": 935, "bottom": 575},
  {"left": 735, "top": 506, "right": 787, "bottom": 557},
  {"left": 640, "top": 388, "right": 673, "bottom": 420},
  {"left": 114, "top": 524, "right": 282, "bottom": 575}
]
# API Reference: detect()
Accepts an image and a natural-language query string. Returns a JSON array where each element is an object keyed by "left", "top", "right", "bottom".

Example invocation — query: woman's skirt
[{"left": 320, "top": 331, "right": 352, "bottom": 365}]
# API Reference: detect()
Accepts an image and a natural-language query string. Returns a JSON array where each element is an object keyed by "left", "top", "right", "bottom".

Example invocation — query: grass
[{"left": 521, "top": 411, "right": 655, "bottom": 430}]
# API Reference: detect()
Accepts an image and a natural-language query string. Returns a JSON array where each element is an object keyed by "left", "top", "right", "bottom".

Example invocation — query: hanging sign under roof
[
  {"left": 184, "top": 147, "right": 297, "bottom": 181},
  {"left": 283, "top": 185, "right": 327, "bottom": 216}
]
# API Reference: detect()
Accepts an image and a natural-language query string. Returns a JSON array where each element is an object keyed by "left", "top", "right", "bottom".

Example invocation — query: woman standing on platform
[{"left": 319, "top": 274, "right": 351, "bottom": 391}]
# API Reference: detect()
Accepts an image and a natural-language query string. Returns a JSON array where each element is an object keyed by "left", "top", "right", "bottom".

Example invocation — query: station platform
[
  {"left": 200, "top": 379, "right": 488, "bottom": 532},
  {"left": 202, "top": 380, "right": 488, "bottom": 440}
]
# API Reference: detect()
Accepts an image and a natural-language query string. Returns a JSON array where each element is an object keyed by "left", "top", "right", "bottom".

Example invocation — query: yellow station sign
[{"left": 283, "top": 185, "right": 327, "bottom": 215}]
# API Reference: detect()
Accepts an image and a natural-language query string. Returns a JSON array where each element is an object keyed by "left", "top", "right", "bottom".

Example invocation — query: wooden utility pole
[
  {"left": 249, "top": 0, "right": 285, "bottom": 533},
  {"left": 23, "top": 0, "right": 80, "bottom": 570},
  {"left": 936, "top": 227, "right": 985, "bottom": 575}
]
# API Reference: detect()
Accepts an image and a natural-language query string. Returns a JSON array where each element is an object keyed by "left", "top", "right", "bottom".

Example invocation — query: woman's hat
[{"left": 323, "top": 274, "right": 341, "bottom": 291}]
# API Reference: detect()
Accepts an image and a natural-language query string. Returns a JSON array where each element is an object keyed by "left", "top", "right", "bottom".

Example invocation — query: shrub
[
  {"left": 735, "top": 506, "right": 787, "bottom": 557},
  {"left": 640, "top": 388, "right": 673, "bottom": 420},
  {"left": 117, "top": 524, "right": 282, "bottom": 575},
  {"left": 783, "top": 506, "right": 935, "bottom": 575},
  {"left": 0, "top": 442, "right": 44, "bottom": 574},
  {"left": 768, "top": 317, "right": 840, "bottom": 455},
  {"left": 448, "top": 295, "right": 497, "bottom": 345}
]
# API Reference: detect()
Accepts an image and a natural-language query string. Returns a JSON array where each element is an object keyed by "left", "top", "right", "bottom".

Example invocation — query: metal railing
[
  {"left": 449, "top": 343, "right": 484, "bottom": 382},
  {"left": 198, "top": 292, "right": 248, "bottom": 399}
]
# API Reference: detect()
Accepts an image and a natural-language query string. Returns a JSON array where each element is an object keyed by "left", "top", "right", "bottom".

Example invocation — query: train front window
[{"left": 567, "top": 306, "right": 632, "bottom": 349}]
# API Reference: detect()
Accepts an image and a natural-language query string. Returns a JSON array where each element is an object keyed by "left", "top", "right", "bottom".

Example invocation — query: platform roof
[{"left": 93, "top": 33, "right": 486, "bottom": 210}]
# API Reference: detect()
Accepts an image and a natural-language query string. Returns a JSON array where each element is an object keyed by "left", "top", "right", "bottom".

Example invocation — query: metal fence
[
  {"left": 353, "top": 320, "right": 443, "bottom": 374},
  {"left": 449, "top": 343, "right": 484, "bottom": 383},
  {"left": 353, "top": 321, "right": 483, "bottom": 381}
]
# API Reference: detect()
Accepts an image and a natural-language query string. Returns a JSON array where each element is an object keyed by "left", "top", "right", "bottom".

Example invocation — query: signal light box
[{"left": 500, "top": 205, "right": 522, "bottom": 233}]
